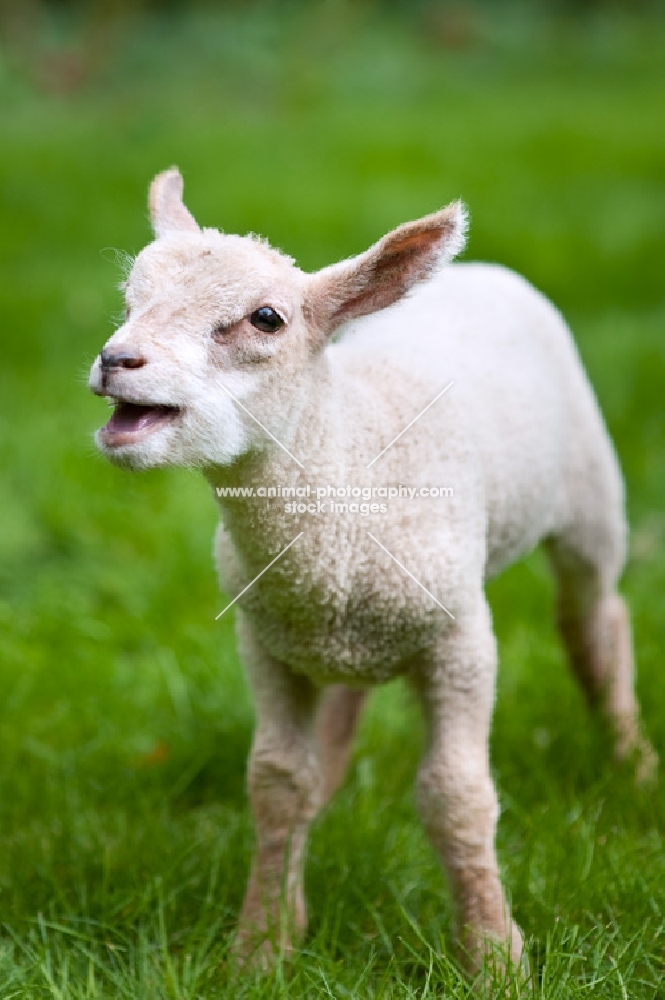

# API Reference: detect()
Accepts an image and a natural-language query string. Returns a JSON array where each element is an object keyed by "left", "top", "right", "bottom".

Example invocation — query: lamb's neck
[{"left": 204, "top": 354, "right": 347, "bottom": 555}]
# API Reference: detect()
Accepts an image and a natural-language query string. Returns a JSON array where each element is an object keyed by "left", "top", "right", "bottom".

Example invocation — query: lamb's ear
[
  {"left": 304, "top": 201, "right": 467, "bottom": 338},
  {"left": 149, "top": 168, "right": 200, "bottom": 238}
]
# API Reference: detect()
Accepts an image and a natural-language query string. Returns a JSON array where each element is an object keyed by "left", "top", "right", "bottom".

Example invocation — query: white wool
[{"left": 89, "top": 169, "right": 656, "bottom": 977}]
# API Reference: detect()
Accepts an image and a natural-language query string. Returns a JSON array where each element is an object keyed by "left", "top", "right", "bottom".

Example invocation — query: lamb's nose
[{"left": 100, "top": 349, "right": 146, "bottom": 370}]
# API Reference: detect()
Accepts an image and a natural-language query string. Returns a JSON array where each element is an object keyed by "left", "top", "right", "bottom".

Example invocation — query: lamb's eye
[{"left": 250, "top": 306, "right": 284, "bottom": 333}]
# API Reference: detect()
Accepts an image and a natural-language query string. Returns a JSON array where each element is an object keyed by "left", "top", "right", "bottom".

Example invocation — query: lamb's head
[{"left": 89, "top": 168, "right": 467, "bottom": 470}]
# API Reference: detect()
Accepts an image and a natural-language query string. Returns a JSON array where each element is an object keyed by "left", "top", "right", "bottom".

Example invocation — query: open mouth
[{"left": 99, "top": 400, "right": 182, "bottom": 448}]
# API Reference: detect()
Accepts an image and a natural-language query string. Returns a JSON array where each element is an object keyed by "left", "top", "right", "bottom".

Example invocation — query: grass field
[{"left": 1, "top": 4, "right": 664, "bottom": 996}]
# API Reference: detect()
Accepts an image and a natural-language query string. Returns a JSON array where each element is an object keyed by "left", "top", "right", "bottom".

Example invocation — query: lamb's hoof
[
  {"left": 462, "top": 920, "right": 530, "bottom": 992},
  {"left": 473, "top": 952, "right": 532, "bottom": 997},
  {"left": 634, "top": 738, "right": 658, "bottom": 787},
  {"left": 230, "top": 930, "right": 296, "bottom": 975},
  {"left": 616, "top": 733, "right": 658, "bottom": 787}
]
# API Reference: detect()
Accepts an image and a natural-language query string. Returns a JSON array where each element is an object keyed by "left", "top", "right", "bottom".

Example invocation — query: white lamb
[{"left": 89, "top": 168, "right": 656, "bottom": 978}]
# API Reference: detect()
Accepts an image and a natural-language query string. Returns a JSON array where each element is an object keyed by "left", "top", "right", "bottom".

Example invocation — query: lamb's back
[{"left": 332, "top": 262, "right": 617, "bottom": 576}]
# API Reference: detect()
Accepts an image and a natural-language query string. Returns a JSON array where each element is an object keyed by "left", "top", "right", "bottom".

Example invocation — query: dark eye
[{"left": 249, "top": 306, "right": 285, "bottom": 333}]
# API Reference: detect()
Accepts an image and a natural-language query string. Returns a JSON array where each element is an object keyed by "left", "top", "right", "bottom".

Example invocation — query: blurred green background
[{"left": 1, "top": 2, "right": 664, "bottom": 997}]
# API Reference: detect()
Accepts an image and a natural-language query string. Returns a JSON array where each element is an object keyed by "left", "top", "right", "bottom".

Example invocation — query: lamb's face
[
  {"left": 89, "top": 168, "right": 466, "bottom": 470},
  {"left": 89, "top": 230, "right": 311, "bottom": 469}
]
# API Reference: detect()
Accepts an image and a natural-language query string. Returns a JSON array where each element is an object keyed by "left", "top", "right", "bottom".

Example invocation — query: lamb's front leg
[
  {"left": 233, "top": 614, "right": 323, "bottom": 969},
  {"left": 413, "top": 600, "right": 525, "bottom": 979}
]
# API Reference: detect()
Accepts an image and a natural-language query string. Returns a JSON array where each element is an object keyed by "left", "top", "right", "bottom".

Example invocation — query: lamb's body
[
  {"left": 211, "top": 262, "right": 623, "bottom": 685},
  {"left": 90, "top": 170, "right": 656, "bottom": 981}
]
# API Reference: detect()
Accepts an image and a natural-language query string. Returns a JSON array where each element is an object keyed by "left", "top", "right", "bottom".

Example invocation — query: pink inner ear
[{"left": 331, "top": 227, "right": 445, "bottom": 325}]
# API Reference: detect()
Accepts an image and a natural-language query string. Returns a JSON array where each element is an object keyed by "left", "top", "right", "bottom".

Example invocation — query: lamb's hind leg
[
  {"left": 546, "top": 536, "right": 657, "bottom": 783},
  {"left": 315, "top": 685, "right": 368, "bottom": 803}
]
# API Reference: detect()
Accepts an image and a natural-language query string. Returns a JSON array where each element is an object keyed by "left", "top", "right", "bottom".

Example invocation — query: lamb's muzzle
[{"left": 89, "top": 166, "right": 657, "bottom": 981}]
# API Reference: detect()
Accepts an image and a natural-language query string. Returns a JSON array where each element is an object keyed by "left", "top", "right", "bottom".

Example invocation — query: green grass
[{"left": 1, "top": 4, "right": 664, "bottom": 996}]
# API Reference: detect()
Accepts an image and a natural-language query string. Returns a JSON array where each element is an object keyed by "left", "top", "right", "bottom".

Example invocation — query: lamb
[{"left": 88, "top": 168, "right": 657, "bottom": 979}]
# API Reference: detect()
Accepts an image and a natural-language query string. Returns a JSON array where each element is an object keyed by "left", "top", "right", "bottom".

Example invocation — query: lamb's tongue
[{"left": 107, "top": 402, "right": 162, "bottom": 433}]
